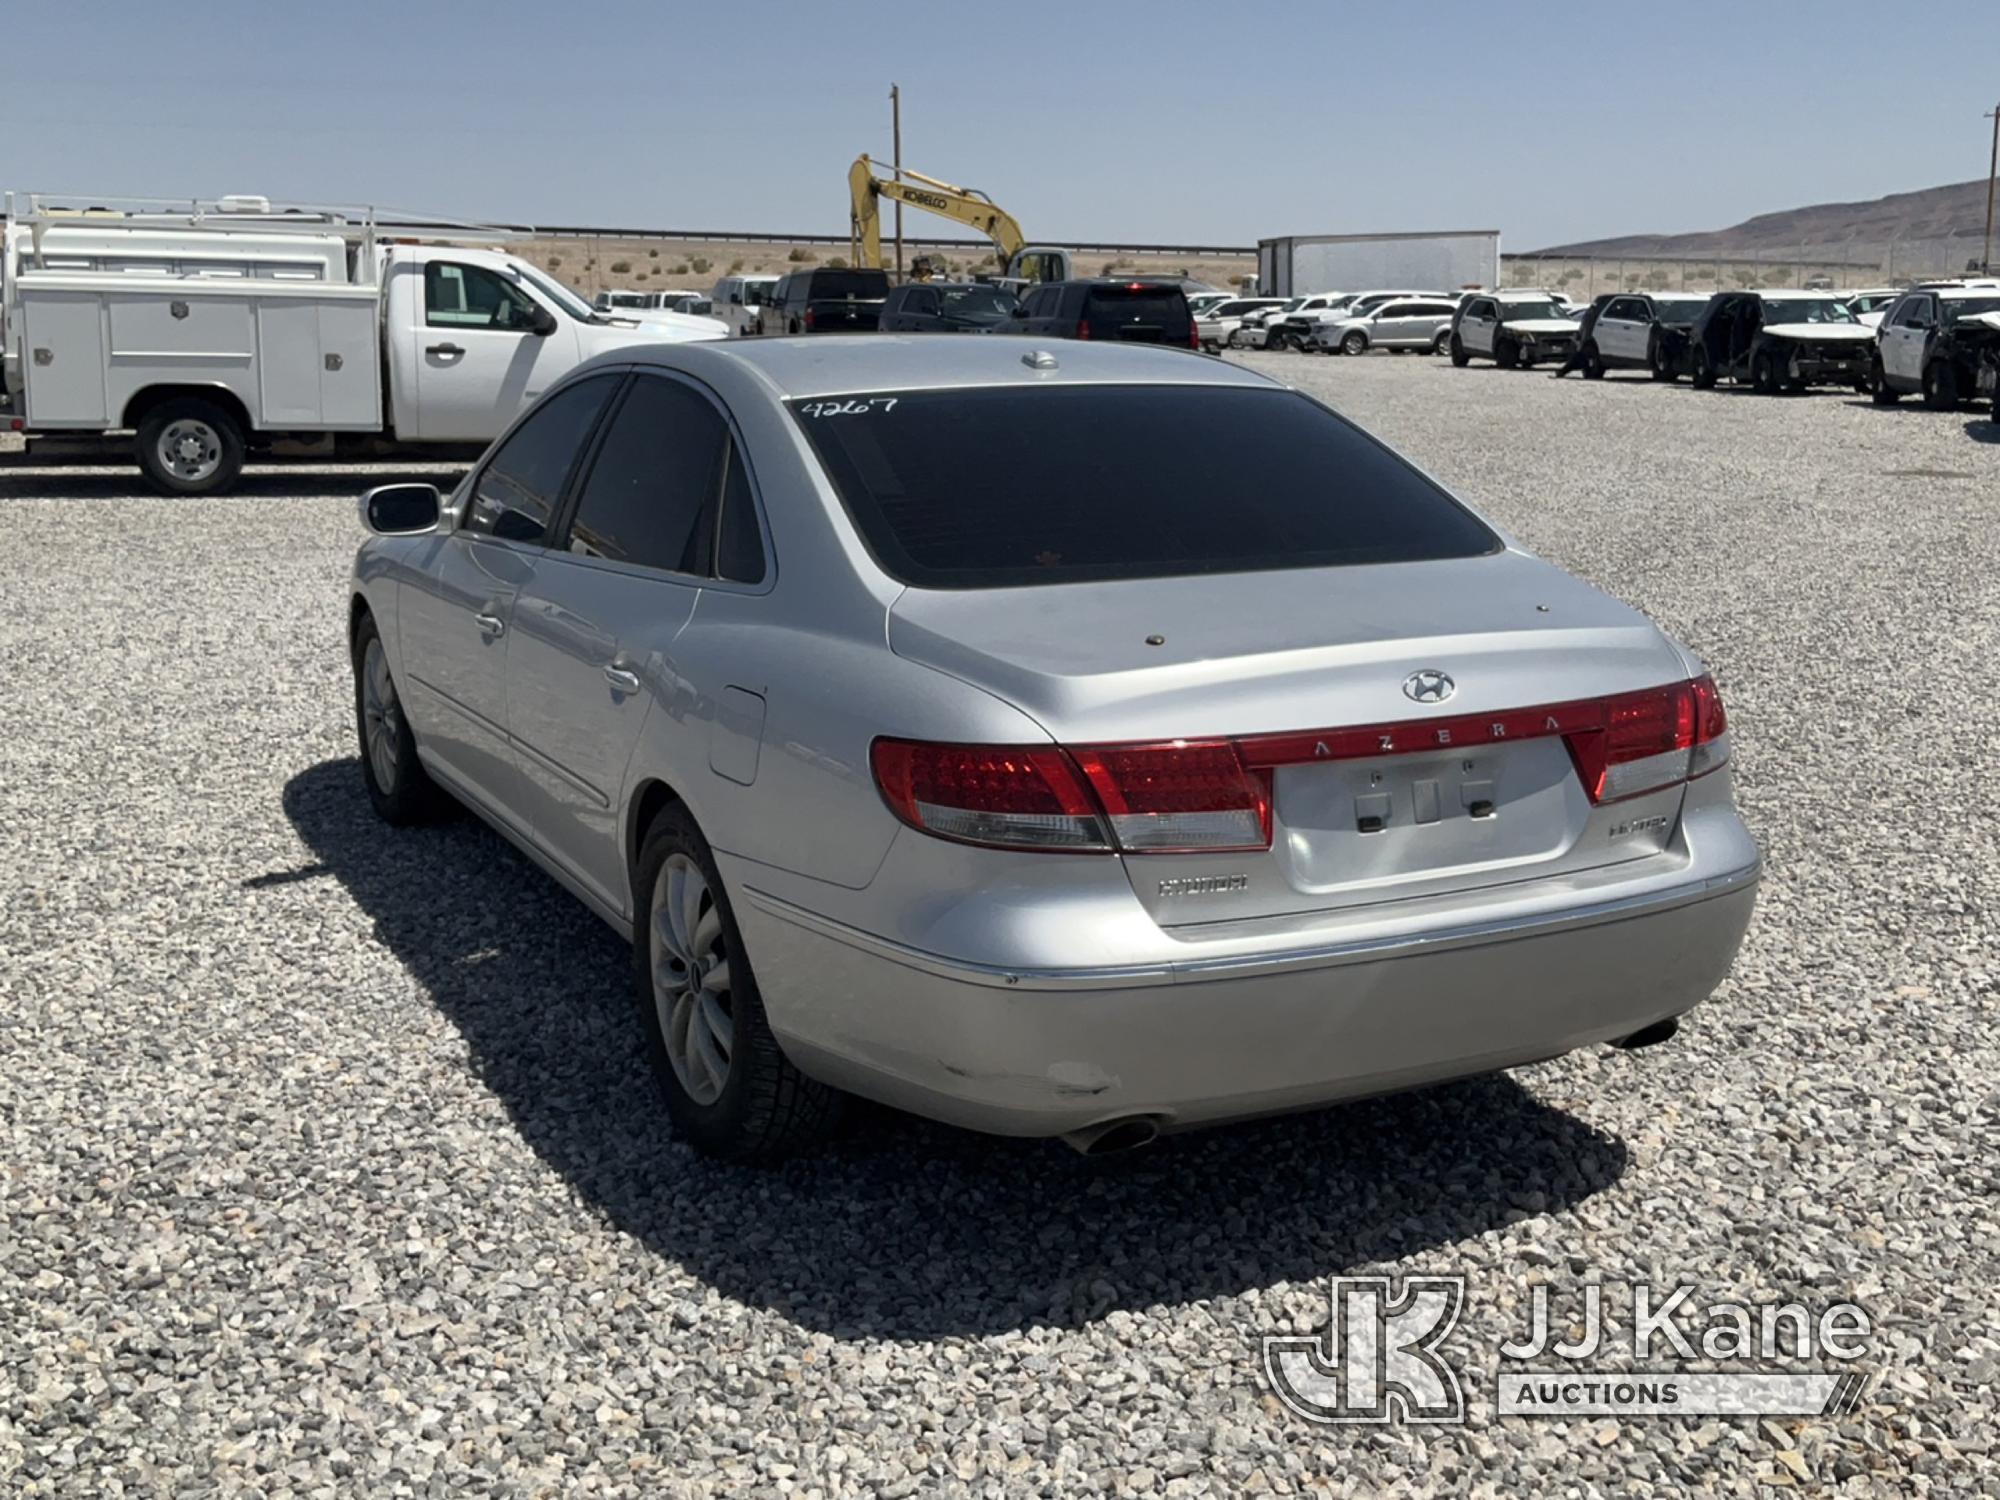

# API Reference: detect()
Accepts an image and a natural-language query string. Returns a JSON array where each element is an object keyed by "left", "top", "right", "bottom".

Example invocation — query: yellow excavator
[{"left": 848, "top": 155, "right": 1073, "bottom": 285}]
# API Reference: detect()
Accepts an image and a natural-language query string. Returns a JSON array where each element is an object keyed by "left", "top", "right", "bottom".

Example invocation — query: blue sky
[{"left": 8, "top": 1, "right": 1998, "bottom": 250}]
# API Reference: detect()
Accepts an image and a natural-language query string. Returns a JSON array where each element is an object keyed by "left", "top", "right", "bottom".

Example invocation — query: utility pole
[
  {"left": 890, "top": 84, "right": 903, "bottom": 279},
  {"left": 1984, "top": 102, "right": 1999, "bottom": 275}
]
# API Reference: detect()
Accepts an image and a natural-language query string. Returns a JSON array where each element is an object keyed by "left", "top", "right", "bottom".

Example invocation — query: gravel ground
[{"left": 2, "top": 364, "right": 1997, "bottom": 1498}]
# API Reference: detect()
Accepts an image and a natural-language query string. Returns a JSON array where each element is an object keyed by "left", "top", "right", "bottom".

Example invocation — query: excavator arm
[{"left": 849, "top": 155, "right": 1027, "bottom": 274}]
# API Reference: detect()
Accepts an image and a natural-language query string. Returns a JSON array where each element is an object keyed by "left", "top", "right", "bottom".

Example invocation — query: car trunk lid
[{"left": 887, "top": 551, "right": 1695, "bottom": 926}]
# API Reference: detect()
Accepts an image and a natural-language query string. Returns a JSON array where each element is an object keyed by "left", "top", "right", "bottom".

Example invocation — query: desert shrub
[
  {"left": 691, "top": 257, "right": 711, "bottom": 274},
  {"left": 548, "top": 256, "right": 562, "bottom": 269},
  {"left": 727, "top": 259, "right": 744, "bottom": 273},
  {"left": 827, "top": 256, "right": 848, "bottom": 269},
  {"left": 788, "top": 246, "right": 810, "bottom": 262},
  {"left": 648, "top": 248, "right": 659, "bottom": 259},
  {"left": 671, "top": 263, "right": 690, "bottom": 275}
]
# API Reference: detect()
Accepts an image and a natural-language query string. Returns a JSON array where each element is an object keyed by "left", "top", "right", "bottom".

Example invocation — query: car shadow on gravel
[{"left": 281, "top": 758, "right": 1630, "bottom": 1340}]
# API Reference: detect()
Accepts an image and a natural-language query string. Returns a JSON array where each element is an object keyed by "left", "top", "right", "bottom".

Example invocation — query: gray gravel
[{"left": 2, "top": 364, "right": 1997, "bottom": 1497}]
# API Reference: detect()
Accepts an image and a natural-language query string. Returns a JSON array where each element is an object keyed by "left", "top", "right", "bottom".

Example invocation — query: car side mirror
[
  {"left": 729, "top": 292, "right": 743, "bottom": 304},
  {"left": 528, "top": 303, "right": 558, "bottom": 337},
  {"left": 360, "top": 482, "right": 441, "bottom": 535}
]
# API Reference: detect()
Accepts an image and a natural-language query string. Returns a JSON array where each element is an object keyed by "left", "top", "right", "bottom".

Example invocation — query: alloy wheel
[
  {"left": 360, "top": 638, "right": 401, "bottom": 792},
  {"left": 651, "top": 853, "right": 734, "bottom": 1106}
]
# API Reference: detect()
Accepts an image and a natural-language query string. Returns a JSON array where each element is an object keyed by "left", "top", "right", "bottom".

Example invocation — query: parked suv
[
  {"left": 1580, "top": 291, "right": 1709, "bottom": 379},
  {"left": 877, "top": 281, "right": 1020, "bottom": 333},
  {"left": 1194, "top": 296, "right": 1287, "bottom": 351},
  {"left": 1314, "top": 296, "right": 1461, "bottom": 355},
  {"left": 1869, "top": 287, "right": 2000, "bottom": 407},
  {"left": 1685, "top": 291, "right": 1873, "bottom": 393},
  {"left": 1241, "top": 291, "right": 1354, "bottom": 351},
  {"left": 763, "top": 268, "right": 892, "bottom": 335},
  {"left": 995, "top": 280, "right": 1198, "bottom": 346},
  {"left": 1449, "top": 292, "right": 1582, "bottom": 368}
]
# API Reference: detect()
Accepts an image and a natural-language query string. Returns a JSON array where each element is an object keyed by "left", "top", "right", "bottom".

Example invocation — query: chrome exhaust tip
[{"left": 1060, "top": 1116, "right": 1162, "bottom": 1156}]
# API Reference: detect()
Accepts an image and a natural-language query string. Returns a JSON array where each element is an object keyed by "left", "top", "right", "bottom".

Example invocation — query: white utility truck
[{"left": 1, "top": 194, "right": 725, "bottom": 494}]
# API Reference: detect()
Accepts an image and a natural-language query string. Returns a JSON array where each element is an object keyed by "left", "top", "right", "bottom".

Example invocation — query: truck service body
[{"left": 2, "top": 194, "right": 724, "bottom": 492}]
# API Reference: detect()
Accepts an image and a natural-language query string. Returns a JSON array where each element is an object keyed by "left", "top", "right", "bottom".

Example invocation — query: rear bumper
[{"left": 727, "top": 821, "right": 1759, "bottom": 1138}]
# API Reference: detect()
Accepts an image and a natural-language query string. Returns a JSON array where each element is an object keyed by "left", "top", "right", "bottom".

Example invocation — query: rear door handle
[
  {"left": 427, "top": 343, "right": 466, "bottom": 358},
  {"left": 475, "top": 612, "right": 505, "bottom": 638},
  {"left": 602, "top": 664, "right": 640, "bottom": 695}
]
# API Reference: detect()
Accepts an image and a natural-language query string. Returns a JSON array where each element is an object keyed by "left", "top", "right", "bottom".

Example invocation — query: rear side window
[
  {"left": 793, "top": 385, "right": 1498, "bottom": 588},
  {"left": 467, "top": 374, "right": 621, "bottom": 544},
  {"left": 564, "top": 375, "right": 728, "bottom": 573},
  {"left": 1083, "top": 285, "right": 1189, "bottom": 340}
]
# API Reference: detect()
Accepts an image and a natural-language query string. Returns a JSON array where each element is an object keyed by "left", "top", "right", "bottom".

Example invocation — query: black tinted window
[
  {"left": 467, "top": 375, "right": 619, "bottom": 544},
  {"left": 564, "top": 376, "right": 728, "bottom": 573},
  {"left": 1083, "top": 286, "right": 1189, "bottom": 338},
  {"left": 805, "top": 270, "right": 890, "bottom": 299},
  {"left": 716, "top": 444, "right": 767, "bottom": 583},
  {"left": 794, "top": 386, "right": 1497, "bottom": 588}
]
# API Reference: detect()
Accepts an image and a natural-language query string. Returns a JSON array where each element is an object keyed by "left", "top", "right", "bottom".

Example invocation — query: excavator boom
[{"left": 849, "top": 155, "right": 1027, "bottom": 274}]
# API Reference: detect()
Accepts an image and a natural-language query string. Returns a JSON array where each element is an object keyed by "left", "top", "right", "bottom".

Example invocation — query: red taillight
[
  {"left": 872, "top": 677, "right": 1731, "bottom": 854},
  {"left": 1075, "top": 318, "right": 1091, "bottom": 340},
  {"left": 870, "top": 740, "right": 1109, "bottom": 851},
  {"left": 1188, "top": 318, "right": 1201, "bottom": 350},
  {"left": 1070, "top": 741, "right": 1272, "bottom": 851},
  {"left": 870, "top": 738, "right": 1271, "bottom": 854},
  {"left": 803, "top": 307, "right": 816, "bottom": 331}
]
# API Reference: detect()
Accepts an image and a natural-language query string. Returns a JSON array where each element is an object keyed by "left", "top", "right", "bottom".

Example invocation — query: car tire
[
  {"left": 1582, "top": 342, "right": 1605, "bottom": 379},
  {"left": 352, "top": 611, "right": 448, "bottom": 826},
  {"left": 1449, "top": 333, "right": 1469, "bottom": 368},
  {"left": 1341, "top": 330, "right": 1368, "bottom": 356},
  {"left": 1921, "top": 360, "right": 1959, "bottom": 410},
  {"left": 1494, "top": 337, "right": 1519, "bottom": 370},
  {"left": 1690, "top": 346, "right": 1717, "bottom": 389},
  {"left": 1431, "top": 328, "right": 1451, "bottom": 355},
  {"left": 1752, "top": 351, "right": 1781, "bottom": 394},
  {"left": 1647, "top": 333, "right": 1677, "bottom": 382},
  {"left": 1867, "top": 357, "right": 1900, "bottom": 404},
  {"left": 136, "top": 397, "right": 246, "bottom": 497},
  {"left": 633, "top": 804, "right": 839, "bottom": 1163}
]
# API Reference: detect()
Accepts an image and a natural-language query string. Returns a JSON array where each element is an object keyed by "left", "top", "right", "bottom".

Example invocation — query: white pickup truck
[{"left": 1, "top": 194, "right": 724, "bottom": 494}]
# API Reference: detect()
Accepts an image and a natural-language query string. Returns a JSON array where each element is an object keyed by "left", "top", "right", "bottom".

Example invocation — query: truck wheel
[
  {"left": 1751, "top": 352, "right": 1781, "bottom": 394},
  {"left": 1341, "top": 330, "right": 1368, "bottom": 356},
  {"left": 1449, "top": 333, "right": 1470, "bottom": 367},
  {"left": 1690, "top": 347, "right": 1717, "bottom": 389},
  {"left": 1431, "top": 328, "right": 1451, "bottom": 355},
  {"left": 1921, "top": 360, "right": 1959, "bottom": 410},
  {"left": 1494, "top": 337, "right": 1519, "bottom": 370},
  {"left": 136, "top": 399, "right": 246, "bottom": 496},
  {"left": 1582, "top": 342, "right": 1606, "bottom": 379}
]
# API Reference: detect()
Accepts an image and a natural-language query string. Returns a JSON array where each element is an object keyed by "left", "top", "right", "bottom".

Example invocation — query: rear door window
[
  {"left": 806, "top": 270, "right": 890, "bottom": 299},
  {"left": 561, "top": 374, "right": 729, "bottom": 574},
  {"left": 793, "top": 385, "right": 1498, "bottom": 588}
]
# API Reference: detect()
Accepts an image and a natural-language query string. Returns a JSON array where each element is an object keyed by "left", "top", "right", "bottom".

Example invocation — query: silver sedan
[{"left": 348, "top": 337, "right": 1759, "bottom": 1160}]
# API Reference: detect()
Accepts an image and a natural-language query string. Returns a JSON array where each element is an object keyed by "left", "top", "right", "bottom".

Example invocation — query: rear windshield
[
  {"left": 807, "top": 271, "right": 890, "bottom": 299},
  {"left": 793, "top": 385, "right": 1499, "bottom": 588},
  {"left": 939, "top": 286, "right": 1018, "bottom": 323},
  {"left": 1083, "top": 285, "right": 1189, "bottom": 333}
]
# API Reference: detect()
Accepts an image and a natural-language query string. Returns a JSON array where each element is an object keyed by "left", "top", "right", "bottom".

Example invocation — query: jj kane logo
[{"left": 1262, "top": 1276, "right": 1874, "bottom": 1425}]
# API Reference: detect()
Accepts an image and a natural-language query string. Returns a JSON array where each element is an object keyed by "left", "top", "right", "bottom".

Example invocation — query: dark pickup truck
[{"left": 763, "top": 268, "right": 892, "bottom": 335}]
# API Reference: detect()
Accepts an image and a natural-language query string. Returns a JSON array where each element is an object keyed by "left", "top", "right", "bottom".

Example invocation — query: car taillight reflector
[
  {"left": 1187, "top": 318, "right": 1201, "bottom": 350},
  {"left": 1070, "top": 741, "right": 1272, "bottom": 851},
  {"left": 1075, "top": 318, "right": 1091, "bottom": 340}
]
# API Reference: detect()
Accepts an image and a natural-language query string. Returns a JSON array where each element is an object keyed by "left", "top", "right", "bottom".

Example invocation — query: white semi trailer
[
  {"left": 1257, "top": 231, "right": 1501, "bottom": 298},
  {"left": 1, "top": 193, "right": 725, "bottom": 494}
]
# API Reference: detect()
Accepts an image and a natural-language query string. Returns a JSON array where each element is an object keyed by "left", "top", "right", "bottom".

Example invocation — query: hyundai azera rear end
[{"left": 349, "top": 336, "right": 1758, "bottom": 1159}]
